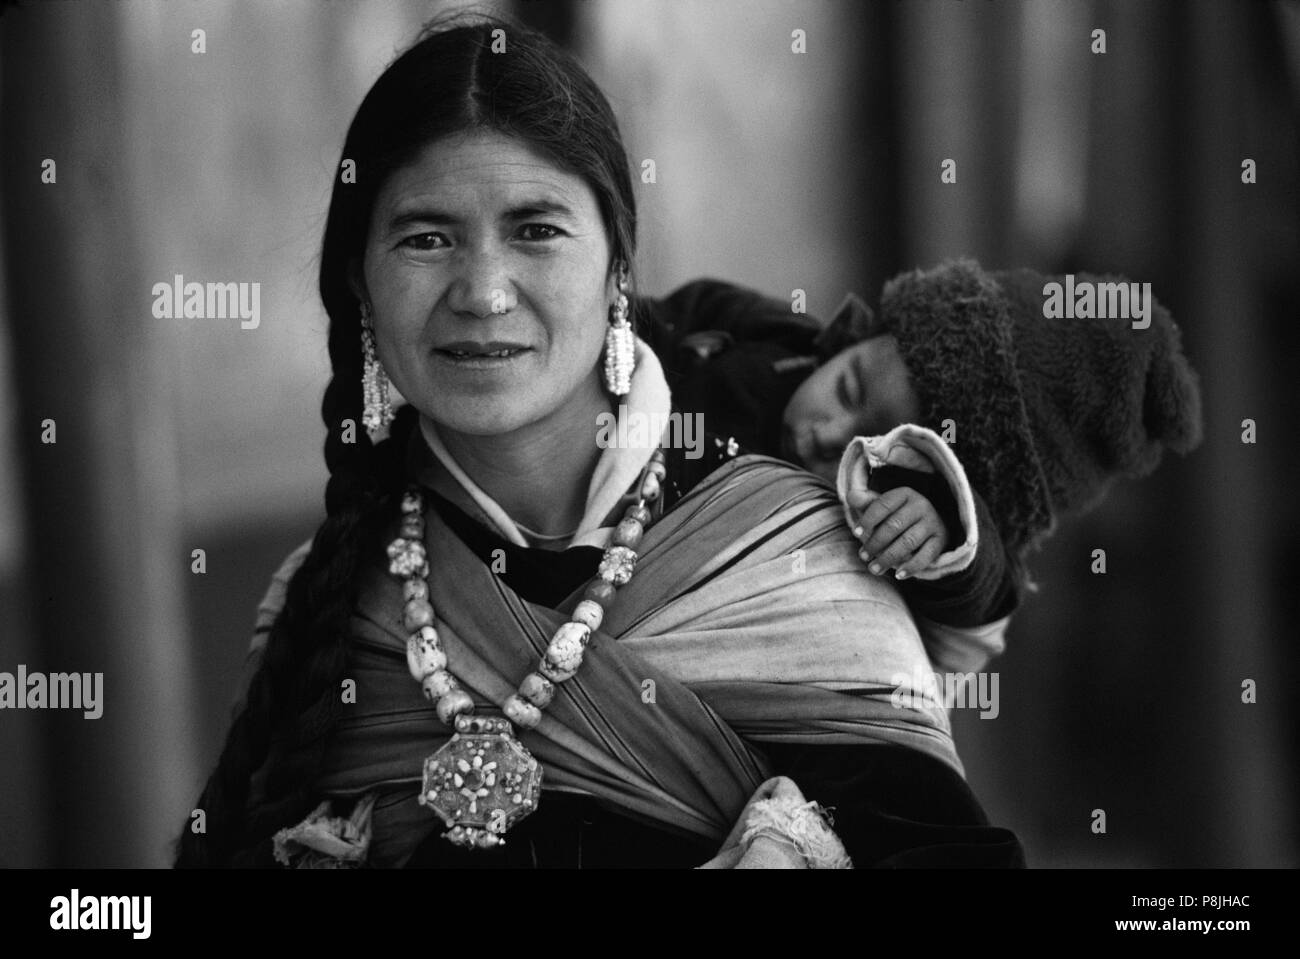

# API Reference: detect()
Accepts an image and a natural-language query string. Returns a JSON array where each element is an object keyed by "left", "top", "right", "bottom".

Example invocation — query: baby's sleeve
[{"left": 835, "top": 424, "right": 979, "bottom": 580}]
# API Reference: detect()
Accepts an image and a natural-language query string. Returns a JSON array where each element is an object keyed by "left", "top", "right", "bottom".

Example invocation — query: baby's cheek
[
  {"left": 785, "top": 364, "right": 839, "bottom": 424},
  {"left": 810, "top": 416, "right": 863, "bottom": 465}
]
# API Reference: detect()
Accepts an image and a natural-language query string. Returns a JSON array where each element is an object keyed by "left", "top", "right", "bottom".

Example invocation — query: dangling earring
[
  {"left": 603, "top": 263, "right": 634, "bottom": 396},
  {"left": 360, "top": 301, "right": 395, "bottom": 434}
]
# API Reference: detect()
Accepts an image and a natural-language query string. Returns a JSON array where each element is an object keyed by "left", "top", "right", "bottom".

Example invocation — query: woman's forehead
[{"left": 377, "top": 131, "right": 594, "bottom": 213}]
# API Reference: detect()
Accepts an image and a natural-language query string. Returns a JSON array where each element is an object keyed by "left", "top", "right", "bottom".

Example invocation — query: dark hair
[{"left": 176, "top": 10, "right": 638, "bottom": 867}]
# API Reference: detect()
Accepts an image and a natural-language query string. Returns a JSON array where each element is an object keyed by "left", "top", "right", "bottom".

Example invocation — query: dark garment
[
  {"left": 637, "top": 281, "right": 822, "bottom": 457},
  {"left": 406, "top": 436, "right": 1025, "bottom": 868}
]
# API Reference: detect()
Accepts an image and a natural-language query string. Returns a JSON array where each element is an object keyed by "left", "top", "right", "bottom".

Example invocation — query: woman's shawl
[{"left": 257, "top": 455, "right": 961, "bottom": 867}]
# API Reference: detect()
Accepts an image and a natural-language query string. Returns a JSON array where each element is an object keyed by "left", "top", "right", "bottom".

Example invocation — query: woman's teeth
[{"left": 444, "top": 348, "right": 524, "bottom": 358}]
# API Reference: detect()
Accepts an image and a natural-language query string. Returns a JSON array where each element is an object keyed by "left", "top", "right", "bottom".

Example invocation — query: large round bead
[
  {"left": 436, "top": 689, "right": 475, "bottom": 726},
  {"left": 570, "top": 600, "right": 604, "bottom": 632},
  {"left": 583, "top": 580, "right": 616, "bottom": 605},
  {"left": 406, "top": 626, "right": 445, "bottom": 682},
  {"left": 545, "top": 622, "right": 590, "bottom": 674},
  {"left": 538, "top": 659, "right": 578, "bottom": 684},
  {"left": 403, "top": 598, "right": 435, "bottom": 632},
  {"left": 387, "top": 538, "right": 428, "bottom": 577},
  {"left": 518, "top": 672, "right": 555, "bottom": 709},
  {"left": 402, "top": 578, "right": 429, "bottom": 603},
  {"left": 503, "top": 694, "right": 542, "bottom": 729},
  {"left": 400, "top": 490, "right": 423, "bottom": 514},
  {"left": 639, "top": 472, "right": 661, "bottom": 502},
  {"left": 597, "top": 545, "right": 637, "bottom": 586},
  {"left": 624, "top": 503, "right": 651, "bottom": 526},
  {"left": 422, "top": 669, "right": 458, "bottom": 701},
  {"left": 612, "top": 518, "right": 643, "bottom": 550},
  {"left": 646, "top": 458, "right": 667, "bottom": 481}
]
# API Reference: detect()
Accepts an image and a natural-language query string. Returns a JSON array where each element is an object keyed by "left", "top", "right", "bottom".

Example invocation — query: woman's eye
[
  {"left": 399, "top": 232, "right": 447, "bottom": 251},
  {"left": 517, "top": 223, "right": 563, "bottom": 241}
]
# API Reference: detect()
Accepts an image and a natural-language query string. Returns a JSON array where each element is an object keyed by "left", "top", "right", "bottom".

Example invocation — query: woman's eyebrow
[
  {"left": 502, "top": 199, "right": 578, "bottom": 220},
  {"left": 383, "top": 207, "right": 458, "bottom": 233},
  {"left": 383, "top": 198, "right": 577, "bottom": 233}
]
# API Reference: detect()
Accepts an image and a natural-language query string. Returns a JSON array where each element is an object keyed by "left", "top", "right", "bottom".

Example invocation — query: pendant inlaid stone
[{"left": 418, "top": 714, "right": 542, "bottom": 849}]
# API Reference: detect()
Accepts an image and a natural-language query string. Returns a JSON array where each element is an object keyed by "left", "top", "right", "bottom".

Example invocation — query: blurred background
[{"left": 1, "top": 0, "right": 1296, "bottom": 867}]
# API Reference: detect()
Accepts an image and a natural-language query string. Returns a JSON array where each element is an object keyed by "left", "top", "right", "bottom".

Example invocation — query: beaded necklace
[{"left": 385, "top": 447, "right": 668, "bottom": 850}]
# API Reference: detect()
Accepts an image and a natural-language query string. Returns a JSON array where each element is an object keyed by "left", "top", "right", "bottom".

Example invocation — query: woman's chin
[{"left": 419, "top": 402, "right": 531, "bottom": 439}]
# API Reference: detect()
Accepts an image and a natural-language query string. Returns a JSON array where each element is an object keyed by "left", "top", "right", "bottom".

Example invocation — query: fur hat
[{"left": 873, "top": 258, "right": 1203, "bottom": 554}]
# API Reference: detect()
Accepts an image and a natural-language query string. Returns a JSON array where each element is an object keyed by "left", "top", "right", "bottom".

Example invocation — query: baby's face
[{"left": 781, "top": 334, "right": 920, "bottom": 483}]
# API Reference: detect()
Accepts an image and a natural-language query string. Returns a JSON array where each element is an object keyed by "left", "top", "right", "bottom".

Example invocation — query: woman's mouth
[
  {"left": 433, "top": 342, "right": 534, "bottom": 368},
  {"left": 439, "top": 347, "right": 527, "bottom": 359}
]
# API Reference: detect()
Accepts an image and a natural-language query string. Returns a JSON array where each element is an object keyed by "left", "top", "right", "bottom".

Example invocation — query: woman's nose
[{"left": 444, "top": 248, "right": 518, "bottom": 319}]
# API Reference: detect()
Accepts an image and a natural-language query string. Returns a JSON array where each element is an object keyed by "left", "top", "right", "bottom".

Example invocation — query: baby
[{"left": 641, "top": 258, "right": 1203, "bottom": 671}]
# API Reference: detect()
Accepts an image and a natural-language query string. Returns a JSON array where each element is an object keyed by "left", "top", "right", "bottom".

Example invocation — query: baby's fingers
[
  {"left": 870, "top": 523, "right": 940, "bottom": 575},
  {"left": 894, "top": 534, "right": 944, "bottom": 580},
  {"left": 858, "top": 490, "right": 923, "bottom": 559}
]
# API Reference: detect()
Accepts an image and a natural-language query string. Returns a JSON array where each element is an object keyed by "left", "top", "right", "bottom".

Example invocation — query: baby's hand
[{"left": 846, "top": 485, "right": 946, "bottom": 580}]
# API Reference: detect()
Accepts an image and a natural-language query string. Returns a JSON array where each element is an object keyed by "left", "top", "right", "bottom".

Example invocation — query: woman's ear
[{"left": 608, "top": 259, "right": 626, "bottom": 299}]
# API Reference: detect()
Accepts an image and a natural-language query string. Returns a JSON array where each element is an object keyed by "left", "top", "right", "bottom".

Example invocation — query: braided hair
[{"left": 175, "top": 10, "right": 638, "bottom": 867}]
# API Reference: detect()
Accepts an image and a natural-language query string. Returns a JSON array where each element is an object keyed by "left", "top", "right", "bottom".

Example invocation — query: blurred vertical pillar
[
  {"left": 852, "top": 0, "right": 904, "bottom": 297},
  {"left": 1, "top": 3, "right": 200, "bottom": 865},
  {"left": 1009, "top": 0, "right": 1092, "bottom": 268},
  {"left": 896, "top": 0, "right": 1023, "bottom": 266},
  {"left": 0, "top": 200, "right": 46, "bottom": 867},
  {"left": 1180, "top": 0, "right": 1297, "bottom": 867}
]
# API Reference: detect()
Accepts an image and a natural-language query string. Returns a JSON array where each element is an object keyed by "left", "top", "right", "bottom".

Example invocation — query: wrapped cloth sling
[{"left": 250, "top": 454, "right": 963, "bottom": 867}]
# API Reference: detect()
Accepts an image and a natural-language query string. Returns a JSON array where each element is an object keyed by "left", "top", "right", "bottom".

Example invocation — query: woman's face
[
  {"left": 357, "top": 130, "right": 615, "bottom": 437},
  {"left": 780, "top": 335, "right": 921, "bottom": 483}
]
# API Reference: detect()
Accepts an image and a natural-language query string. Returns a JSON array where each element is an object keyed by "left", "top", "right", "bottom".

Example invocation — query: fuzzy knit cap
[{"left": 872, "top": 258, "right": 1203, "bottom": 555}]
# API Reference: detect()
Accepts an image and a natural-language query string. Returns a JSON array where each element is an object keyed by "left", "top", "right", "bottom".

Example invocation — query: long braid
[{"left": 175, "top": 315, "right": 417, "bottom": 866}]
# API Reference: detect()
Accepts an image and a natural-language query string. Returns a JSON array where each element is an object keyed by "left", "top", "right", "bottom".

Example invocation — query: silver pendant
[{"left": 418, "top": 714, "right": 543, "bottom": 849}]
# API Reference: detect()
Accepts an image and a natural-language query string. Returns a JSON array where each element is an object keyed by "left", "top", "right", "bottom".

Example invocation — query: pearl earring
[
  {"left": 603, "top": 265, "right": 634, "bottom": 396},
  {"left": 360, "top": 301, "right": 395, "bottom": 434}
]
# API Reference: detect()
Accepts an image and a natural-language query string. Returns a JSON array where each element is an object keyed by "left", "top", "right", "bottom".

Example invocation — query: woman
[{"left": 175, "top": 13, "right": 1023, "bottom": 869}]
